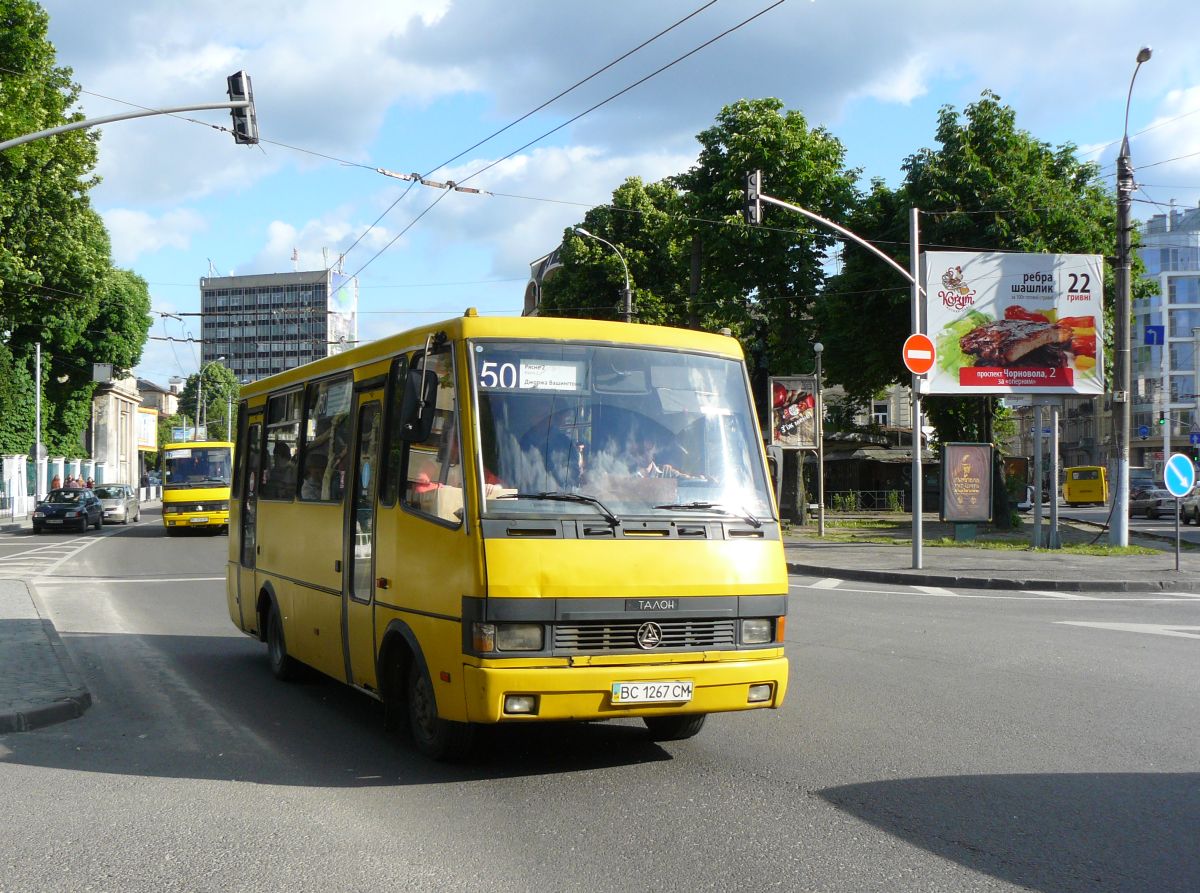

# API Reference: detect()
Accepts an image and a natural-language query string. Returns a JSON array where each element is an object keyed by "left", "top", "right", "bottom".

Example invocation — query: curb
[
  {"left": 0, "top": 585, "right": 93, "bottom": 734},
  {"left": 785, "top": 561, "right": 1200, "bottom": 593}
]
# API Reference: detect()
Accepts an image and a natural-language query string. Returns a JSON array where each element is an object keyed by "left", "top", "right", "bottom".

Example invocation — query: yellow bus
[
  {"left": 1062, "top": 465, "right": 1108, "bottom": 506},
  {"left": 161, "top": 440, "right": 233, "bottom": 534},
  {"left": 226, "top": 311, "right": 789, "bottom": 759}
]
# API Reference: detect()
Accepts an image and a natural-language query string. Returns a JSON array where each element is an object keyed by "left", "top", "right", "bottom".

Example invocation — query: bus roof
[
  {"left": 162, "top": 440, "right": 234, "bottom": 450},
  {"left": 239, "top": 311, "right": 746, "bottom": 401}
]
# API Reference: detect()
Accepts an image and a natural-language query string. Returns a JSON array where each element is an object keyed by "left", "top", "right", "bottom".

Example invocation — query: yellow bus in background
[
  {"left": 1062, "top": 465, "right": 1108, "bottom": 506},
  {"left": 226, "top": 311, "right": 789, "bottom": 759},
  {"left": 161, "top": 440, "right": 233, "bottom": 534}
]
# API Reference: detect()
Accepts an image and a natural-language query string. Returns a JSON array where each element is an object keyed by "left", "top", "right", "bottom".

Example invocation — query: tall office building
[
  {"left": 1132, "top": 203, "right": 1200, "bottom": 468},
  {"left": 199, "top": 270, "right": 358, "bottom": 382}
]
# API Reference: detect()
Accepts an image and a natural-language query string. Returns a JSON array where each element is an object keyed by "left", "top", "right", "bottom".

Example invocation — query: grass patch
[
  {"left": 826, "top": 519, "right": 905, "bottom": 531},
  {"left": 925, "top": 537, "right": 1157, "bottom": 556}
]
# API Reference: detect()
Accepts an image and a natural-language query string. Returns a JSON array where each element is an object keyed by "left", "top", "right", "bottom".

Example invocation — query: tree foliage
[
  {"left": 540, "top": 98, "right": 860, "bottom": 387},
  {"left": 178, "top": 364, "right": 240, "bottom": 440},
  {"left": 0, "top": 0, "right": 152, "bottom": 455},
  {"left": 816, "top": 91, "right": 1125, "bottom": 441}
]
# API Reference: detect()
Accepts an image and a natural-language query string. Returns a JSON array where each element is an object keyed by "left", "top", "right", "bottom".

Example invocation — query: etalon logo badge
[
  {"left": 636, "top": 621, "right": 663, "bottom": 650},
  {"left": 939, "top": 265, "right": 977, "bottom": 310}
]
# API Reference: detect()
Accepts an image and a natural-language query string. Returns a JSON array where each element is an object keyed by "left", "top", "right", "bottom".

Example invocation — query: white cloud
[{"left": 103, "top": 208, "right": 208, "bottom": 265}]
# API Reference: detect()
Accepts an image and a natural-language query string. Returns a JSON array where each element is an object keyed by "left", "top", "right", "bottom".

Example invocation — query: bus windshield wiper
[
  {"left": 654, "top": 501, "right": 762, "bottom": 528},
  {"left": 496, "top": 491, "right": 620, "bottom": 527}
]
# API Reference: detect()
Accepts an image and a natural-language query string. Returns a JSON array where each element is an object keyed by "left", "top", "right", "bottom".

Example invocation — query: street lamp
[
  {"left": 195, "top": 356, "right": 226, "bottom": 441},
  {"left": 813, "top": 342, "right": 825, "bottom": 537},
  {"left": 1111, "top": 46, "right": 1152, "bottom": 547},
  {"left": 574, "top": 227, "right": 632, "bottom": 323}
]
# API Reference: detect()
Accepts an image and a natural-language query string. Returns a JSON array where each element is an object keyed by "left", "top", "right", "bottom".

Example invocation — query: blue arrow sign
[
  {"left": 1191, "top": 433, "right": 1200, "bottom": 447},
  {"left": 1144, "top": 325, "right": 1165, "bottom": 346},
  {"left": 1163, "top": 452, "right": 1196, "bottom": 497},
  {"left": 1140, "top": 425, "right": 1151, "bottom": 439}
]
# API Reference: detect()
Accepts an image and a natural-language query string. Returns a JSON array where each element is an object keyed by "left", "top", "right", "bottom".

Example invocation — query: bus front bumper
[
  {"left": 163, "top": 511, "right": 229, "bottom": 528},
  {"left": 462, "top": 656, "right": 788, "bottom": 723}
]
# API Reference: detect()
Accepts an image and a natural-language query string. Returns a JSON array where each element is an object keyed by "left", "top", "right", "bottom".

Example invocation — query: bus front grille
[{"left": 554, "top": 619, "right": 736, "bottom": 652}]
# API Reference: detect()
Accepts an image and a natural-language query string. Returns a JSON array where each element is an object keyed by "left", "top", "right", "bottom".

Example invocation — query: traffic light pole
[{"left": 0, "top": 72, "right": 258, "bottom": 152}]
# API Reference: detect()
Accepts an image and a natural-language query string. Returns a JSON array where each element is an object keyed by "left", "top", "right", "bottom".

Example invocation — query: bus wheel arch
[
  {"left": 378, "top": 620, "right": 474, "bottom": 761},
  {"left": 259, "top": 585, "right": 299, "bottom": 682}
]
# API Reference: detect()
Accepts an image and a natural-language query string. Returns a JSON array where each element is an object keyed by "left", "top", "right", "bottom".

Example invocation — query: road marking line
[
  {"left": 913, "top": 585, "right": 956, "bottom": 597},
  {"left": 1028, "top": 590, "right": 1101, "bottom": 600},
  {"left": 790, "top": 580, "right": 1200, "bottom": 602},
  {"left": 1057, "top": 622, "right": 1200, "bottom": 639},
  {"left": 811, "top": 578, "right": 842, "bottom": 589},
  {"left": 32, "top": 575, "right": 225, "bottom": 585}
]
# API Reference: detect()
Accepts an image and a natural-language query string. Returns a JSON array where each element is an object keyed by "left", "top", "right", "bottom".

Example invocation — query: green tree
[
  {"left": 817, "top": 91, "right": 1127, "bottom": 441},
  {"left": 178, "top": 365, "right": 240, "bottom": 441},
  {"left": 540, "top": 99, "right": 861, "bottom": 383},
  {"left": 1, "top": 1, "right": 153, "bottom": 456}
]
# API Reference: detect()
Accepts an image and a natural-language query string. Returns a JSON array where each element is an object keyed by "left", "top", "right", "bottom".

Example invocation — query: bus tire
[
  {"left": 267, "top": 602, "right": 299, "bottom": 682},
  {"left": 643, "top": 713, "right": 707, "bottom": 741},
  {"left": 407, "top": 661, "right": 474, "bottom": 761}
]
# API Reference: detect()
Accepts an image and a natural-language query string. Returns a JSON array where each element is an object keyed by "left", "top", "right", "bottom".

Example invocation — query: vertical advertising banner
[
  {"left": 768, "top": 376, "right": 818, "bottom": 450},
  {"left": 922, "top": 251, "right": 1104, "bottom": 395},
  {"left": 941, "top": 443, "right": 994, "bottom": 523}
]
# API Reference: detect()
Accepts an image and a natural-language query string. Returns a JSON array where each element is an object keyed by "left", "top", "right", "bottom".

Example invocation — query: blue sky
[{"left": 37, "top": 0, "right": 1200, "bottom": 385}]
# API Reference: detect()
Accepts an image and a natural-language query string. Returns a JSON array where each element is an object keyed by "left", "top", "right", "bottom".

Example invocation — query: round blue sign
[
  {"left": 1139, "top": 424, "right": 1151, "bottom": 439},
  {"left": 1163, "top": 452, "right": 1196, "bottom": 498}
]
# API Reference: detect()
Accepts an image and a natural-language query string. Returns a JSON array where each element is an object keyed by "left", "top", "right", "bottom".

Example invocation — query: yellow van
[{"left": 1062, "top": 466, "right": 1107, "bottom": 506}]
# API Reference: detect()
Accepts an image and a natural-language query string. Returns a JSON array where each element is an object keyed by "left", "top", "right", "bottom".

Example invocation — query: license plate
[
  {"left": 611, "top": 680, "right": 693, "bottom": 704},
  {"left": 189, "top": 517, "right": 210, "bottom": 525},
  {"left": 46, "top": 519, "right": 62, "bottom": 525}
]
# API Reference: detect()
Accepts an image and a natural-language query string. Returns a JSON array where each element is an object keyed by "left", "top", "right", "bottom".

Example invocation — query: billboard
[
  {"left": 923, "top": 251, "right": 1104, "bottom": 395},
  {"left": 768, "top": 375, "right": 818, "bottom": 450},
  {"left": 136, "top": 407, "right": 158, "bottom": 452},
  {"left": 941, "top": 443, "right": 994, "bottom": 523}
]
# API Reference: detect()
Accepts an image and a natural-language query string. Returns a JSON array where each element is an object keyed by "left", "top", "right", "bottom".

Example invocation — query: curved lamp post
[
  {"left": 1111, "top": 45, "right": 1152, "bottom": 547},
  {"left": 574, "top": 227, "right": 632, "bottom": 323},
  {"left": 195, "top": 356, "right": 226, "bottom": 441},
  {"left": 813, "top": 342, "right": 825, "bottom": 537}
]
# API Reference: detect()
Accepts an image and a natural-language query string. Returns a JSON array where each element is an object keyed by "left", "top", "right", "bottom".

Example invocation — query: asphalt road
[{"left": 0, "top": 511, "right": 1197, "bottom": 892}]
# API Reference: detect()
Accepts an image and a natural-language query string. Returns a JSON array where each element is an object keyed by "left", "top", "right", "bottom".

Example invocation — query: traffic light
[
  {"left": 226, "top": 70, "right": 259, "bottom": 145},
  {"left": 1158, "top": 412, "right": 1167, "bottom": 426},
  {"left": 744, "top": 170, "right": 762, "bottom": 225},
  {"left": 1192, "top": 446, "right": 1200, "bottom": 464}
]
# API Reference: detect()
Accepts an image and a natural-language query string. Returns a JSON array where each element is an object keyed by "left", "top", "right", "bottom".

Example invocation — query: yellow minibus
[
  {"left": 1062, "top": 465, "right": 1107, "bottom": 506},
  {"left": 162, "top": 440, "right": 233, "bottom": 534},
  {"left": 226, "top": 311, "right": 789, "bottom": 759}
]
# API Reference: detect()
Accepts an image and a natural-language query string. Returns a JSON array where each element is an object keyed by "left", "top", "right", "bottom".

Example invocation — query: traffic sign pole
[
  {"left": 1163, "top": 452, "right": 1195, "bottom": 572},
  {"left": 909, "top": 210, "right": 922, "bottom": 571}
]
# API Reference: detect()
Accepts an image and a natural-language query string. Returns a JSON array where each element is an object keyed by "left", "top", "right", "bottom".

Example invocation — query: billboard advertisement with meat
[{"left": 921, "top": 251, "right": 1104, "bottom": 395}]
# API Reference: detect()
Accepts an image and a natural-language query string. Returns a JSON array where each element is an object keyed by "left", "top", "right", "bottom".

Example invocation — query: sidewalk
[
  {"left": 784, "top": 513, "right": 1200, "bottom": 592},
  {"left": 0, "top": 579, "right": 91, "bottom": 733}
]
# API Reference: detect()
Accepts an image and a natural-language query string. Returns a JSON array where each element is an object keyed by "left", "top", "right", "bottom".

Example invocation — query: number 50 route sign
[{"left": 902, "top": 333, "right": 936, "bottom": 375}]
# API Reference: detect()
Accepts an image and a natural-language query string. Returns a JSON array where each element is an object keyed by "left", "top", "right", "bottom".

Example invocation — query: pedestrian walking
[
  {"left": 50, "top": 474, "right": 61, "bottom": 490},
  {"left": 85, "top": 477, "right": 94, "bottom": 489}
]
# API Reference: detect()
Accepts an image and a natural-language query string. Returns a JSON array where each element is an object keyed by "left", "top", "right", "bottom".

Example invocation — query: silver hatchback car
[{"left": 95, "top": 484, "right": 141, "bottom": 524}]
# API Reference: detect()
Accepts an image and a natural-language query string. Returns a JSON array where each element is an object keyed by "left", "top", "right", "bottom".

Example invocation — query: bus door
[
  {"left": 343, "top": 392, "right": 383, "bottom": 689},
  {"left": 236, "top": 415, "right": 262, "bottom": 631}
]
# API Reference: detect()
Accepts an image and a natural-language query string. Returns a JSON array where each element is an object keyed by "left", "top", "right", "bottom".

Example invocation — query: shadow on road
[
  {"left": 819, "top": 772, "right": 1200, "bottom": 892},
  {"left": 1, "top": 631, "right": 674, "bottom": 787}
]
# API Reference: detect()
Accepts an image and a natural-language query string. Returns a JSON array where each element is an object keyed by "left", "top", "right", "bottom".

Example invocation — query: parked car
[
  {"left": 95, "top": 484, "right": 141, "bottom": 525},
  {"left": 32, "top": 488, "right": 103, "bottom": 533},
  {"left": 1180, "top": 487, "right": 1200, "bottom": 524},
  {"left": 1128, "top": 487, "right": 1179, "bottom": 519}
]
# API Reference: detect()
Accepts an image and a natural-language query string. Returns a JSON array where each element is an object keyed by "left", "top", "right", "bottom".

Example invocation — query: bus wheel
[
  {"left": 407, "top": 662, "right": 474, "bottom": 761},
  {"left": 267, "top": 603, "right": 298, "bottom": 681},
  {"left": 643, "top": 714, "right": 707, "bottom": 741}
]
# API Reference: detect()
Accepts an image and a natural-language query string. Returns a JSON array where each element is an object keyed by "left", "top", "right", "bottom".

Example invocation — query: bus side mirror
[{"left": 398, "top": 367, "right": 438, "bottom": 442}]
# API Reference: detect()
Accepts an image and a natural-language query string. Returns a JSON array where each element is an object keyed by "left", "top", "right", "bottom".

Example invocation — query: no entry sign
[{"left": 902, "top": 333, "right": 936, "bottom": 375}]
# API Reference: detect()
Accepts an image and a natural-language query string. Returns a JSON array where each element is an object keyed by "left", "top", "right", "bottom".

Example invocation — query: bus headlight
[
  {"left": 496, "top": 623, "right": 543, "bottom": 652},
  {"left": 472, "top": 622, "right": 544, "bottom": 653},
  {"left": 741, "top": 618, "right": 773, "bottom": 645}
]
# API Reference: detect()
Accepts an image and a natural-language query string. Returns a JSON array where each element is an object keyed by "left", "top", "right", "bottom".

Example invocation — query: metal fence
[{"left": 822, "top": 490, "right": 907, "bottom": 512}]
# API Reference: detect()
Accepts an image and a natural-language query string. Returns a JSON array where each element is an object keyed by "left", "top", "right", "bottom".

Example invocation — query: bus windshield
[
  {"left": 473, "top": 341, "right": 773, "bottom": 520},
  {"left": 163, "top": 446, "right": 233, "bottom": 489}
]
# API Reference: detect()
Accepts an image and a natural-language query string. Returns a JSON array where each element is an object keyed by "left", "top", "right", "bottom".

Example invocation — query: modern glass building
[
  {"left": 199, "top": 270, "right": 358, "bottom": 382},
  {"left": 1132, "top": 203, "right": 1200, "bottom": 467}
]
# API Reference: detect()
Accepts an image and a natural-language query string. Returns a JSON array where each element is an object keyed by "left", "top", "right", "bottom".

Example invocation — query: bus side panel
[
  {"left": 373, "top": 504, "right": 483, "bottom": 724},
  {"left": 256, "top": 499, "right": 345, "bottom": 679}
]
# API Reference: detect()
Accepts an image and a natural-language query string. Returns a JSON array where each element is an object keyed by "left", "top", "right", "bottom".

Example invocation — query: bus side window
[
  {"left": 298, "top": 375, "right": 352, "bottom": 503},
  {"left": 261, "top": 391, "right": 301, "bottom": 500},
  {"left": 400, "top": 350, "right": 463, "bottom": 525},
  {"left": 379, "top": 354, "right": 410, "bottom": 506}
]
